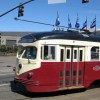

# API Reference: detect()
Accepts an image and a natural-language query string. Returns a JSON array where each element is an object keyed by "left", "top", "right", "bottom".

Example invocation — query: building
[{"left": 0, "top": 31, "right": 33, "bottom": 48}]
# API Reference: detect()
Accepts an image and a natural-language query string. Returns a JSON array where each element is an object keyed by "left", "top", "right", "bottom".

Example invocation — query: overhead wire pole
[
  {"left": 14, "top": 17, "right": 54, "bottom": 27},
  {"left": 14, "top": 17, "right": 78, "bottom": 30},
  {"left": 0, "top": 0, "right": 34, "bottom": 17}
]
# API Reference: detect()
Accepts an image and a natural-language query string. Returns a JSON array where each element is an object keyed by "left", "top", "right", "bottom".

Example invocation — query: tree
[
  {"left": 13, "top": 44, "right": 18, "bottom": 53},
  {"left": 0, "top": 45, "right": 7, "bottom": 52}
]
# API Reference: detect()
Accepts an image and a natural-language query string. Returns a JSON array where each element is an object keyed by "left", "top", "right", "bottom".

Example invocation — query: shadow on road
[{"left": 10, "top": 81, "right": 87, "bottom": 98}]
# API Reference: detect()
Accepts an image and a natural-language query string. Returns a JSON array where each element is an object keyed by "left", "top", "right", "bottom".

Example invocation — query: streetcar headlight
[
  {"left": 27, "top": 72, "right": 33, "bottom": 79},
  {"left": 19, "top": 64, "right": 22, "bottom": 69}
]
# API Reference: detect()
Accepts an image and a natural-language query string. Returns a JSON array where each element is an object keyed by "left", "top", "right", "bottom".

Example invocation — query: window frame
[
  {"left": 41, "top": 45, "right": 56, "bottom": 61},
  {"left": 21, "top": 46, "right": 37, "bottom": 60},
  {"left": 91, "top": 46, "right": 99, "bottom": 61}
]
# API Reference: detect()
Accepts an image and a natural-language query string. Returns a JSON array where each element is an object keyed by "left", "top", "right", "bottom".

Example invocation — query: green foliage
[
  {"left": 13, "top": 44, "right": 18, "bottom": 53},
  {"left": 0, "top": 45, "right": 7, "bottom": 52}
]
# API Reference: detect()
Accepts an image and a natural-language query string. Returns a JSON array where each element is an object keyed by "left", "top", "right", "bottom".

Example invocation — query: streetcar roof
[{"left": 18, "top": 30, "right": 100, "bottom": 43}]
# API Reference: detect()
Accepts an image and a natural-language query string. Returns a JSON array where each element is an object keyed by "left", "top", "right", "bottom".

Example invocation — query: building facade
[{"left": 0, "top": 31, "right": 33, "bottom": 48}]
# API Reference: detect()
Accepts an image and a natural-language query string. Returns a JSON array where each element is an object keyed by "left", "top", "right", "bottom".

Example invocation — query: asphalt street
[
  {"left": 0, "top": 56, "right": 100, "bottom": 100},
  {"left": 0, "top": 56, "right": 15, "bottom": 85},
  {"left": 0, "top": 56, "right": 16, "bottom": 67},
  {"left": 0, "top": 84, "right": 100, "bottom": 100}
]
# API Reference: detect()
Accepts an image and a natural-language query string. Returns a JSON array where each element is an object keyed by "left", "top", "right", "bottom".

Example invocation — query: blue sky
[{"left": 0, "top": 0, "right": 100, "bottom": 32}]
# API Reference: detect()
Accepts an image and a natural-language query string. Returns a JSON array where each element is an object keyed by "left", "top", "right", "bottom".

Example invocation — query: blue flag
[
  {"left": 75, "top": 16, "right": 80, "bottom": 29},
  {"left": 55, "top": 12, "right": 60, "bottom": 26},
  {"left": 82, "top": 18, "right": 87, "bottom": 29},
  {"left": 68, "top": 15, "right": 72, "bottom": 28},
  {"left": 90, "top": 17, "right": 96, "bottom": 28}
]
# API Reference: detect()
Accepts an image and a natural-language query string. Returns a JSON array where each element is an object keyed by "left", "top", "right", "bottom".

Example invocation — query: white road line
[
  {"left": 0, "top": 73, "right": 14, "bottom": 76},
  {"left": 0, "top": 83, "right": 10, "bottom": 87}
]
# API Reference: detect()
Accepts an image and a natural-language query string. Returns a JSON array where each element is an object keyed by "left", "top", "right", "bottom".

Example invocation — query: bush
[
  {"left": 13, "top": 44, "right": 18, "bottom": 53},
  {"left": 0, "top": 45, "right": 7, "bottom": 52}
]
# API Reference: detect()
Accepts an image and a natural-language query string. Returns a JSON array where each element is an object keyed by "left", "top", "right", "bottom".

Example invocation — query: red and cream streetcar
[{"left": 14, "top": 30, "right": 100, "bottom": 92}]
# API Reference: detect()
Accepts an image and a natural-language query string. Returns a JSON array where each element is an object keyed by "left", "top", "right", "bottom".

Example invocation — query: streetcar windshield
[
  {"left": 18, "top": 45, "right": 24, "bottom": 57},
  {"left": 22, "top": 46, "right": 37, "bottom": 59},
  {"left": 18, "top": 46, "right": 37, "bottom": 59}
]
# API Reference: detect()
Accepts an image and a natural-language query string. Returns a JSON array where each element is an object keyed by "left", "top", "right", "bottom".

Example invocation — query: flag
[
  {"left": 55, "top": 12, "right": 60, "bottom": 26},
  {"left": 68, "top": 15, "right": 72, "bottom": 28},
  {"left": 48, "top": 0, "right": 66, "bottom": 4},
  {"left": 90, "top": 17, "right": 96, "bottom": 28},
  {"left": 75, "top": 15, "right": 80, "bottom": 29},
  {"left": 82, "top": 18, "right": 87, "bottom": 29}
]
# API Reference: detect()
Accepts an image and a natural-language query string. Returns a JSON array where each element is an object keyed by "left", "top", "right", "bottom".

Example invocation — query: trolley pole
[{"left": 0, "top": 0, "right": 34, "bottom": 17}]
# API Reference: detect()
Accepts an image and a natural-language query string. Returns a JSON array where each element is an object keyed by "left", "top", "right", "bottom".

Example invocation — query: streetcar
[{"left": 14, "top": 30, "right": 100, "bottom": 92}]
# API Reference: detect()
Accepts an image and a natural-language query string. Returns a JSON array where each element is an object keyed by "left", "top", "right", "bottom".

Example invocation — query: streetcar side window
[
  {"left": 79, "top": 50, "right": 83, "bottom": 61},
  {"left": 74, "top": 50, "right": 77, "bottom": 59},
  {"left": 44, "top": 46, "right": 48, "bottom": 60},
  {"left": 51, "top": 46, "right": 55, "bottom": 59},
  {"left": 60, "top": 49, "right": 64, "bottom": 61},
  {"left": 91, "top": 47, "right": 99, "bottom": 60},
  {"left": 41, "top": 45, "right": 56, "bottom": 60},
  {"left": 66, "top": 49, "right": 70, "bottom": 59}
]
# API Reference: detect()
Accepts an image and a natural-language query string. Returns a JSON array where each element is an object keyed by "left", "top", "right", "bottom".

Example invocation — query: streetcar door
[
  {"left": 59, "top": 46, "right": 85, "bottom": 88},
  {"left": 72, "top": 47, "right": 84, "bottom": 87}
]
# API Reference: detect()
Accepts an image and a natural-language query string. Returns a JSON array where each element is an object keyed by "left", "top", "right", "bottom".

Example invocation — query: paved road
[
  {"left": 0, "top": 56, "right": 15, "bottom": 85},
  {"left": 0, "top": 73, "right": 14, "bottom": 85},
  {"left": 0, "top": 56, "right": 100, "bottom": 100},
  {"left": 0, "top": 84, "right": 100, "bottom": 100},
  {"left": 0, "top": 56, "right": 16, "bottom": 67}
]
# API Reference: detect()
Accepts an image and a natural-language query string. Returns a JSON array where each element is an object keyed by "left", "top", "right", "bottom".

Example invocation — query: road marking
[
  {"left": 0, "top": 83, "right": 10, "bottom": 87},
  {"left": 0, "top": 73, "right": 14, "bottom": 76}
]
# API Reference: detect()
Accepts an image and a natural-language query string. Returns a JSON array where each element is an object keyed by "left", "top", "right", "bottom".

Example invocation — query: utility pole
[
  {"left": 0, "top": 0, "right": 34, "bottom": 17},
  {"left": 14, "top": 17, "right": 78, "bottom": 30}
]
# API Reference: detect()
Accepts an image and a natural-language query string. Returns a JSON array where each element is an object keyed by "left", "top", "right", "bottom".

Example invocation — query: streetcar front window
[
  {"left": 22, "top": 46, "right": 37, "bottom": 59},
  {"left": 18, "top": 45, "right": 24, "bottom": 57}
]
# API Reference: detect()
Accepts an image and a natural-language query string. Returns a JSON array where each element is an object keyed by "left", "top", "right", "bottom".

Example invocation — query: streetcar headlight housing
[
  {"left": 19, "top": 64, "right": 22, "bottom": 69},
  {"left": 27, "top": 72, "right": 33, "bottom": 79}
]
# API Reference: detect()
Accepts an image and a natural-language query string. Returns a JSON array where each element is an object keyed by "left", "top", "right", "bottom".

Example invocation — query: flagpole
[
  {"left": 77, "top": 13, "right": 78, "bottom": 30},
  {"left": 90, "top": 15, "right": 96, "bottom": 34},
  {"left": 55, "top": 11, "right": 60, "bottom": 30},
  {"left": 75, "top": 14, "right": 77, "bottom": 30},
  {"left": 86, "top": 16, "right": 87, "bottom": 30},
  {"left": 95, "top": 15, "right": 96, "bottom": 34},
  {"left": 75, "top": 13, "right": 79, "bottom": 30},
  {"left": 56, "top": 11, "right": 58, "bottom": 30},
  {"left": 68, "top": 14, "right": 69, "bottom": 30}
]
